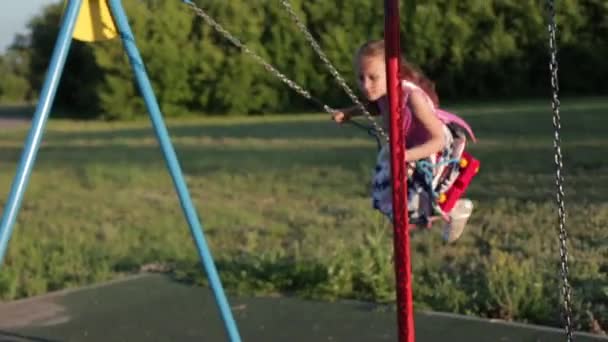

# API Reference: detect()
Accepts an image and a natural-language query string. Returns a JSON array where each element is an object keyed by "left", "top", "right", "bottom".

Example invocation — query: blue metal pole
[
  {"left": 106, "top": 1, "right": 241, "bottom": 341},
  {"left": 0, "top": 0, "right": 83, "bottom": 265}
]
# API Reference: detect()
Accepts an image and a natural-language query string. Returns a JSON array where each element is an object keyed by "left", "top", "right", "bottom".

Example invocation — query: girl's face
[{"left": 356, "top": 55, "right": 387, "bottom": 102}]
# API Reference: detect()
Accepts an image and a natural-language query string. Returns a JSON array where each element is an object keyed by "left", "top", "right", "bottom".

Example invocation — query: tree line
[{"left": 0, "top": 0, "right": 606, "bottom": 119}]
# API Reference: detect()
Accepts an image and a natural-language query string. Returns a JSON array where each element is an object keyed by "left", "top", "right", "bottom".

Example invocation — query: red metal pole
[{"left": 384, "top": 1, "right": 415, "bottom": 342}]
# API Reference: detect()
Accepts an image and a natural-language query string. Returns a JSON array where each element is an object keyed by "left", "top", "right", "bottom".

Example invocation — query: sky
[{"left": 0, "top": 0, "right": 59, "bottom": 52}]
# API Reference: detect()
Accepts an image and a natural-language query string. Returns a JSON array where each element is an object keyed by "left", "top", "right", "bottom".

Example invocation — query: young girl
[{"left": 333, "top": 39, "right": 475, "bottom": 243}]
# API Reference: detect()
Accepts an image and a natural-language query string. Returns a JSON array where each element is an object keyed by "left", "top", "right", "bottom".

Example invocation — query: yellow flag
[{"left": 71, "top": 0, "right": 118, "bottom": 42}]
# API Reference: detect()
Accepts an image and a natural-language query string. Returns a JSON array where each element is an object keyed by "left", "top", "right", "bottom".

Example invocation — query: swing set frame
[{"left": 0, "top": 1, "right": 573, "bottom": 342}]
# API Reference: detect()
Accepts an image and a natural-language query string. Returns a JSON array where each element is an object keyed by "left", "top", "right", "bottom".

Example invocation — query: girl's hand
[
  {"left": 332, "top": 111, "right": 349, "bottom": 124},
  {"left": 407, "top": 162, "right": 415, "bottom": 177}
]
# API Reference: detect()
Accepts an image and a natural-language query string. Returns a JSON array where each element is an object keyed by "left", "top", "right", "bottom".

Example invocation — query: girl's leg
[{"left": 442, "top": 198, "right": 474, "bottom": 243}]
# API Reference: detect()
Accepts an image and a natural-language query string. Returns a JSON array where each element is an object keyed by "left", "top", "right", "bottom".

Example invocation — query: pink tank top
[
  {"left": 377, "top": 81, "right": 476, "bottom": 146},
  {"left": 378, "top": 81, "right": 435, "bottom": 148}
]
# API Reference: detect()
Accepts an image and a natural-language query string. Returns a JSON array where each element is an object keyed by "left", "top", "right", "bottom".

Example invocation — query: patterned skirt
[{"left": 371, "top": 125, "right": 463, "bottom": 224}]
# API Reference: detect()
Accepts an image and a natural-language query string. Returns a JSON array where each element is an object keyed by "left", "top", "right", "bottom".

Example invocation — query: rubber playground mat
[{"left": 0, "top": 274, "right": 605, "bottom": 342}]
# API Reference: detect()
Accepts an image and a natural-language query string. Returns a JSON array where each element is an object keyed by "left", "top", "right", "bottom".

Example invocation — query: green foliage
[
  {"left": 0, "top": 0, "right": 607, "bottom": 118},
  {"left": 0, "top": 51, "right": 31, "bottom": 103},
  {"left": 94, "top": 0, "right": 199, "bottom": 119},
  {"left": 483, "top": 250, "right": 552, "bottom": 321},
  {"left": 25, "top": 3, "right": 103, "bottom": 116}
]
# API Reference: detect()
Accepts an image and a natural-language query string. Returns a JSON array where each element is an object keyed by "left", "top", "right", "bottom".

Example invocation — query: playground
[
  {"left": 1, "top": 273, "right": 606, "bottom": 341},
  {"left": 1, "top": 0, "right": 607, "bottom": 341},
  {"left": 2, "top": 97, "right": 608, "bottom": 340}
]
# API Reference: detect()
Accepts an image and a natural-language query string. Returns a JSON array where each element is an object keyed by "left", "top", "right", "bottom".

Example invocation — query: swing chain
[
  {"left": 279, "top": 0, "right": 389, "bottom": 144},
  {"left": 183, "top": 1, "right": 330, "bottom": 113},
  {"left": 547, "top": 0, "right": 574, "bottom": 340},
  {"left": 183, "top": 1, "right": 387, "bottom": 144}
]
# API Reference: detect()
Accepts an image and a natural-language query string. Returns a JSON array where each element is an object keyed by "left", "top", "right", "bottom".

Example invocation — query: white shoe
[{"left": 443, "top": 199, "right": 474, "bottom": 243}]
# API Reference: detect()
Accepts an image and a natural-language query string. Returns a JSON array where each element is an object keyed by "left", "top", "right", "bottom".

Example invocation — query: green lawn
[{"left": 0, "top": 97, "right": 606, "bottom": 334}]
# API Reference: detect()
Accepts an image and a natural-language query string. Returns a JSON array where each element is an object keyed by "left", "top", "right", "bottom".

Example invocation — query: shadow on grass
[
  {"left": 3, "top": 102, "right": 601, "bottom": 143},
  {"left": 0, "top": 105, "right": 36, "bottom": 119},
  {"left": 1, "top": 141, "right": 606, "bottom": 204}
]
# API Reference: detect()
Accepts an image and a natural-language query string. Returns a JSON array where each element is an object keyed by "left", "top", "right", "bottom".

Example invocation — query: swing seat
[
  {"left": 437, "top": 151, "right": 480, "bottom": 212},
  {"left": 408, "top": 149, "right": 480, "bottom": 230}
]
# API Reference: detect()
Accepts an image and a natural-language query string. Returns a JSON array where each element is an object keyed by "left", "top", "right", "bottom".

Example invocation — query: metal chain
[
  {"left": 547, "top": 0, "right": 574, "bottom": 340},
  {"left": 279, "top": 0, "right": 389, "bottom": 143},
  {"left": 183, "top": 0, "right": 387, "bottom": 145},
  {"left": 182, "top": 0, "right": 333, "bottom": 114}
]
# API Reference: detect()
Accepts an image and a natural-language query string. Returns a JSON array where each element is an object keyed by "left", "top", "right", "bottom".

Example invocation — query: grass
[{"left": 0, "top": 96, "right": 607, "bottom": 334}]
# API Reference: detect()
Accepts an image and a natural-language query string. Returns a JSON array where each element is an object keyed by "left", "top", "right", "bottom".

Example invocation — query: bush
[{"left": 2, "top": 0, "right": 606, "bottom": 118}]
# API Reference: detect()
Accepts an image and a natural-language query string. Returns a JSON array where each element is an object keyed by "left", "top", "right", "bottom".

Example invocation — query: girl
[{"left": 333, "top": 39, "right": 475, "bottom": 243}]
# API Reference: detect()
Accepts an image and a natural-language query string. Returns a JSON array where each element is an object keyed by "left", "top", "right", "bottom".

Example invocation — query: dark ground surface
[{"left": 0, "top": 274, "right": 605, "bottom": 342}]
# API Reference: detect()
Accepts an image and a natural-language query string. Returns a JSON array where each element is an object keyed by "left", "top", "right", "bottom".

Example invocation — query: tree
[
  {"left": 4, "top": 0, "right": 606, "bottom": 117},
  {"left": 0, "top": 41, "right": 32, "bottom": 103},
  {"left": 26, "top": 3, "right": 103, "bottom": 117}
]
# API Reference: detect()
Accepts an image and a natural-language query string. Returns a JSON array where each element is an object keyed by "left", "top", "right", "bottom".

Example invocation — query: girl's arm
[
  {"left": 332, "top": 103, "right": 380, "bottom": 123},
  {"left": 405, "top": 90, "right": 445, "bottom": 162}
]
